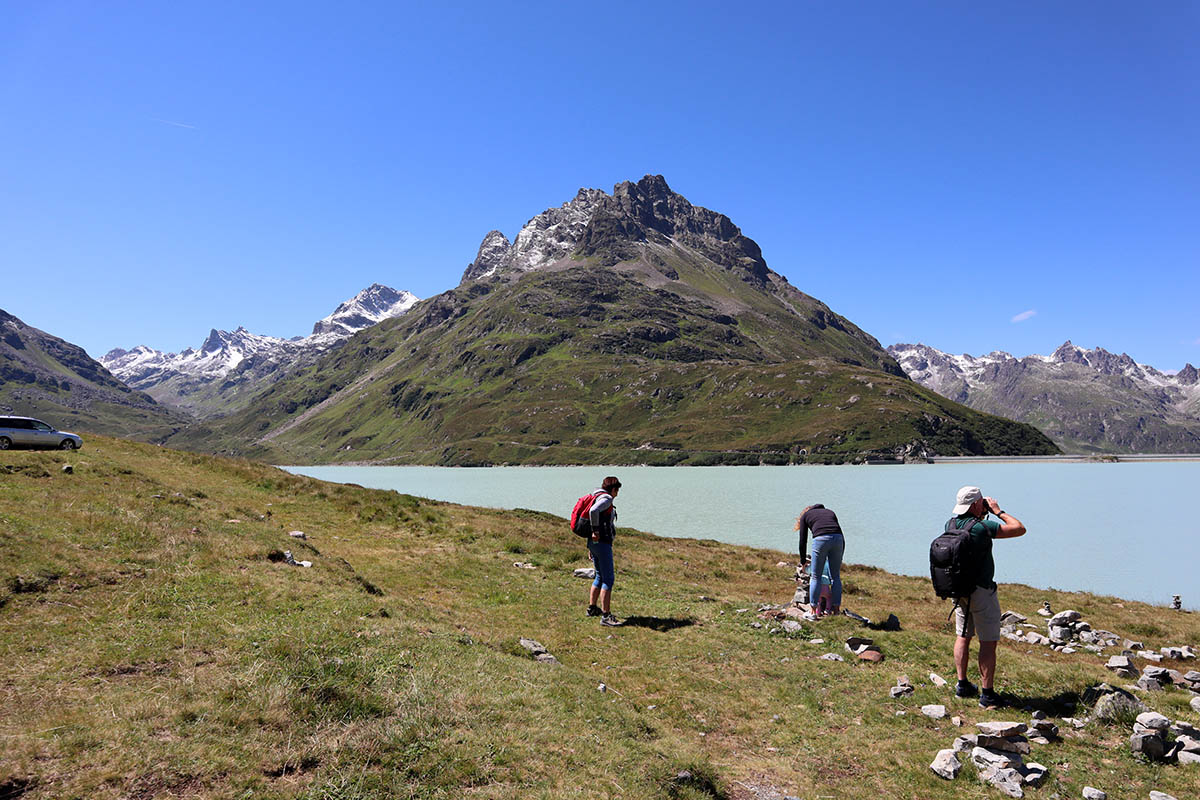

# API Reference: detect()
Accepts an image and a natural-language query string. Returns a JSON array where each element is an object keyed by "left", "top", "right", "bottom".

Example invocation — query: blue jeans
[
  {"left": 588, "top": 540, "right": 615, "bottom": 591},
  {"left": 809, "top": 534, "right": 844, "bottom": 608}
]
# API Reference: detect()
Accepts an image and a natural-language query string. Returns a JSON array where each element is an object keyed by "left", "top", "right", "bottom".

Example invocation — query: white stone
[
  {"left": 976, "top": 721, "right": 1028, "bottom": 737},
  {"left": 820, "top": 653, "right": 844, "bottom": 662},
  {"left": 929, "top": 672, "right": 948, "bottom": 687},
  {"left": 1148, "top": 793, "right": 1179, "bottom": 800},
  {"left": 1135, "top": 711, "right": 1169, "bottom": 732},
  {"left": 930, "top": 749, "right": 962, "bottom": 779},
  {"left": 971, "top": 746, "right": 1024, "bottom": 770},
  {"left": 921, "top": 704, "right": 947, "bottom": 719},
  {"left": 1082, "top": 788, "right": 1106, "bottom": 800}
]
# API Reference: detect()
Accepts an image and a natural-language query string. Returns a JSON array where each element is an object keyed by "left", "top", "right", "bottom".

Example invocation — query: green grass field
[{"left": 1, "top": 438, "right": 1196, "bottom": 799}]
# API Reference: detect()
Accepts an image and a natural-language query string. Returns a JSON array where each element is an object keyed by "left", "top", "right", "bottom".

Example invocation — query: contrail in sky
[{"left": 152, "top": 118, "right": 197, "bottom": 129}]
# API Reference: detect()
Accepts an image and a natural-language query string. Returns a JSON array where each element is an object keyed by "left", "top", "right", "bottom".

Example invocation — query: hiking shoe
[
  {"left": 955, "top": 679, "right": 978, "bottom": 698},
  {"left": 586, "top": 604, "right": 602, "bottom": 617},
  {"left": 600, "top": 613, "right": 621, "bottom": 627},
  {"left": 979, "top": 689, "right": 1003, "bottom": 709}
]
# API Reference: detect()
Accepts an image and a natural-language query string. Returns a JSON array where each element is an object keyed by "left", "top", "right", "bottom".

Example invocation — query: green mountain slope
[
  {"left": 0, "top": 309, "right": 189, "bottom": 441},
  {"left": 171, "top": 177, "right": 1056, "bottom": 464}
]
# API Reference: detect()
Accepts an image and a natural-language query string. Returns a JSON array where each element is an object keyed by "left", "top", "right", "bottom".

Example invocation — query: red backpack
[{"left": 570, "top": 491, "right": 609, "bottom": 538}]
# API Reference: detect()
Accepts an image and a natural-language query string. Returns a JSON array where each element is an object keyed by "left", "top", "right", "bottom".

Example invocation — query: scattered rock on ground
[
  {"left": 1081, "top": 787, "right": 1106, "bottom": 800},
  {"left": 289, "top": 530, "right": 306, "bottom": 539},
  {"left": 518, "top": 638, "right": 559, "bottom": 665},
  {"left": 929, "top": 672, "right": 948, "bottom": 687},
  {"left": 1105, "top": 655, "right": 1139, "bottom": 679},
  {"left": 820, "top": 653, "right": 844, "bottom": 662},
  {"left": 930, "top": 749, "right": 961, "bottom": 779},
  {"left": 573, "top": 567, "right": 596, "bottom": 579},
  {"left": 922, "top": 704, "right": 947, "bottom": 719}
]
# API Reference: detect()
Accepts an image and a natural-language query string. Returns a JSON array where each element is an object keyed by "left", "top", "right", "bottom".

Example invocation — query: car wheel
[
  {"left": 0, "top": 436, "right": 10, "bottom": 450},
  {"left": 60, "top": 439, "right": 76, "bottom": 450}
]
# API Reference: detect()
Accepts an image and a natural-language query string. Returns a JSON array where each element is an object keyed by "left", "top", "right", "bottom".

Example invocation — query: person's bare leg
[
  {"left": 978, "top": 640, "right": 998, "bottom": 689},
  {"left": 955, "top": 635, "right": 972, "bottom": 681},
  {"left": 598, "top": 588, "right": 611, "bottom": 614}
]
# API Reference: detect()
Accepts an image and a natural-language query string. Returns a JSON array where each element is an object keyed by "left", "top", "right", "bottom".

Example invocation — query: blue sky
[{"left": 2, "top": 2, "right": 1197, "bottom": 369}]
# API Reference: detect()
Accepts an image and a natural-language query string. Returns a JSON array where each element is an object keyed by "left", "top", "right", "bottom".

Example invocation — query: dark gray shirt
[{"left": 797, "top": 504, "right": 843, "bottom": 555}]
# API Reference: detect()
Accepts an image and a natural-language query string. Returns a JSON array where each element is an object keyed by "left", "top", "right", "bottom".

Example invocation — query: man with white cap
[{"left": 948, "top": 485, "right": 1026, "bottom": 708}]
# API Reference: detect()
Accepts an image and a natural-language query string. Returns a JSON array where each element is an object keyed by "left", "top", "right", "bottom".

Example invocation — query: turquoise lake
[{"left": 283, "top": 462, "right": 1199, "bottom": 608}]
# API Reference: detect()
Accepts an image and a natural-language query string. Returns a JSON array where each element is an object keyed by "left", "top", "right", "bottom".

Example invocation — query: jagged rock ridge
[
  {"left": 463, "top": 175, "right": 767, "bottom": 285},
  {"left": 888, "top": 341, "right": 1200, "bottom": 453}
]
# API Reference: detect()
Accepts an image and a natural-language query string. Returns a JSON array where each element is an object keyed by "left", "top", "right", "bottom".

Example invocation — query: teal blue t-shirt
[{"left": 952, "top": 515, "right": 1001, "bottom": 590}]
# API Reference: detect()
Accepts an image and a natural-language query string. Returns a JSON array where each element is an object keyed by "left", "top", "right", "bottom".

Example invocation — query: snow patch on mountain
[
  {"left": 312, "top": 284, "right": 419, "bottom": 336},
  {"left": 888, "top": 341, "right": 1200, "bottom": 414},
  {"left": 102, "top": 284, "right": 419, "bottom": 390}
]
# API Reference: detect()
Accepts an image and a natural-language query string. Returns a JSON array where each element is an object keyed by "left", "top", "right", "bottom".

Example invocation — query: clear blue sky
[{"left": 2, "top": 1, "right": 1197, "bottom": 369}]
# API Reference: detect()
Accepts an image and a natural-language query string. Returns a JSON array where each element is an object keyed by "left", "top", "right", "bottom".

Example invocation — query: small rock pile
[
  {"left": 930, "top": 720, "right": 1048, "bottom": 797},
  {"left": 890, "top": 675, "right": 914, "bottom": 698},
  {"left": 518, "top": 638, "right": 560, "bottom": 666},
  {"left": 1130, "top": 711, "right": 1200, "bottom": 764},
  {"left": 1107, "top": 657, "right": 1200, "bottom": 692}
]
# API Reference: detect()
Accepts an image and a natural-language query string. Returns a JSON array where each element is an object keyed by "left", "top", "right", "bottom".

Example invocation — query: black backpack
[{"left": 929, "top": 516, "right": 983, "bottom": 599}]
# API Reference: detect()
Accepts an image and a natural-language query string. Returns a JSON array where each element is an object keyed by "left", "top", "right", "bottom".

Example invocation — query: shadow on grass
[
  {"left": 620, "top": 615, "right": 695, "bottom": 632},
  {"left": 987, "top": 688, "right": 1085, "bottom": 716}
]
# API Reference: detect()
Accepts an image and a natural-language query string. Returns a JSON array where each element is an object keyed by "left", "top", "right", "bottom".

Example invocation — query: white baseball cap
[{"left": 953, "top": 485, "right": 983, "bottom": 515}]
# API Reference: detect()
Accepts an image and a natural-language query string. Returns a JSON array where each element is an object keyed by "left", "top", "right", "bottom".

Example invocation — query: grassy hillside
[
  {"left": 169, "top": 268, "right": 1057, "bottom": 465},
  {"left": 1, "top": 309, "right": 188, "bottom": 441},
  {"left": 2, "top": 438, "right": 1196, "bottom": 799}
]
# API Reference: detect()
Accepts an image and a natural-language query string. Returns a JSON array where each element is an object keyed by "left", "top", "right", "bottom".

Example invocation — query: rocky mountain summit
[
  {"left": 463, "top": 175, "right": 768, "bottom": 286},
  {"left": 102, "top": 284, "right": 419, "bottom": 417},
  {"left": 170, "top": 175, "right": 1054, "bottom": 464},
  {"left": 0, "top": 308, "right": 186, "bottom": 439},
  {"left": 888, "top": 341, "right": 1200, "bottom": 453},
  {"left": 310, "top": 284, "right": 418, "bottom": 336}
]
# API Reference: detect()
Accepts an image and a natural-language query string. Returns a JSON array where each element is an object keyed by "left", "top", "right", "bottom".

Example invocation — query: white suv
[{"left": 0, "top": 416, "right": 84, "bottom": 450}]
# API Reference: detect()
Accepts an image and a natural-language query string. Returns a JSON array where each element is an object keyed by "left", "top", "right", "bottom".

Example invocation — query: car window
[{"left": 32, "top": 422, "right": 53, "bottom": 431}]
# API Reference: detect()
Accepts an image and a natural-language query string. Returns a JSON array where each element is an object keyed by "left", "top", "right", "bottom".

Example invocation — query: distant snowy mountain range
[
  {"left": 888, "top": 341, "right": 1200, "bottom": 453},
  {"left": 101, "top": 284, "right": 418, "bottom": 417}
]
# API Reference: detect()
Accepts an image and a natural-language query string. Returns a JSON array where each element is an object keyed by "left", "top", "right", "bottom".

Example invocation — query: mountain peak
[
  {"left": 311, "top": 284, "right": 419, "bottom": 336},
  {"left": 459, "top": 174, "right": 768, "bottom": 284}
]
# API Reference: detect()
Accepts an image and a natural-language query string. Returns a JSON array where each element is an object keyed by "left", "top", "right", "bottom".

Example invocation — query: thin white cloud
[
  {"left": 152, "top": 118, "right": 197, "bottom": 129},
  {"left": 1010, "top": 310, "right": 1036, "bottom": 324}
]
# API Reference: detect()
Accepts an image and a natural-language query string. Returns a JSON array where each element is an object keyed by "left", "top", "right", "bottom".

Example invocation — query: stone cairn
[
  {"left": 930, "top": 719, "right": 1051, "bottom": 798},
  {"left": 1130, "top": 710, "right": 1200, "bottom": 765}
]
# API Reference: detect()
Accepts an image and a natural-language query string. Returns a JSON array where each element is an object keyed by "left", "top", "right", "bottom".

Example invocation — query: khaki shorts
[{"left": 955, "top": 585, "right": 1001, "bottom": 641}]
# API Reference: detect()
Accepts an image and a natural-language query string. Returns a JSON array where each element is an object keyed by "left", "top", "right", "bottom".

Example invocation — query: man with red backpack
[{"left": 580, "top": 476, "right": 622, "bottom": 626}]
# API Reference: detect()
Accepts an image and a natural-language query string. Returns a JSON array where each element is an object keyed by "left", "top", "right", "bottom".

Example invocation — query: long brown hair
[{"left": 793, "top": 504, "right": 814, "bottom": 531}]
